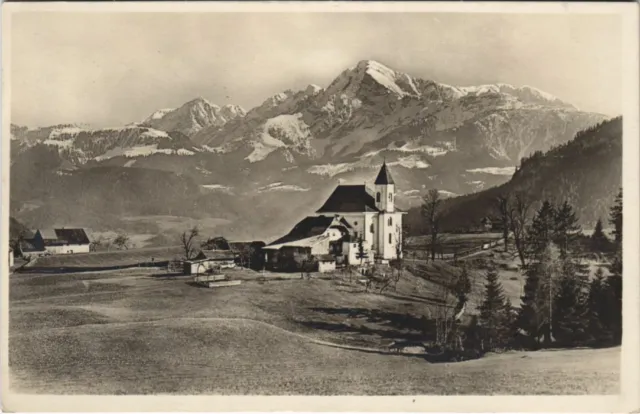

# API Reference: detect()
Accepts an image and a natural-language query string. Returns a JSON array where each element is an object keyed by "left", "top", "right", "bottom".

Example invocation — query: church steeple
[
  {"left": 374, "top": 161, "right": 395, "bottom": 185},
  {"left": 374, "top": 161, "right": 395, "bottom": 213}
]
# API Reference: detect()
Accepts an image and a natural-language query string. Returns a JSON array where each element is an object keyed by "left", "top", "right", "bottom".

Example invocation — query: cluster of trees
[
  {"left": 472, "top": 189, "right": 623, "bottom": 353},
  {"left": 87, "top": 233, "right": 132, "bottom": 251}
]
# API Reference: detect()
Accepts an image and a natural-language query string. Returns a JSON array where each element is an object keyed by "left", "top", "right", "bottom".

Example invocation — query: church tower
[{"left": 374, "top": 161, "right": 395, "bottom": 213}]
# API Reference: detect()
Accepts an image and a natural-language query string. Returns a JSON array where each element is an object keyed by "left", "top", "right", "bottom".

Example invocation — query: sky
[{"left": 11, "top": 12, "right": 623, "bottom": 128}]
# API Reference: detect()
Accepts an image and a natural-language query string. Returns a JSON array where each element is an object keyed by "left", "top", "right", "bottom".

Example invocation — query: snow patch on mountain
[
  {"left": 466, "top": 166, "right": 517, "bottom": 176},
  {"left": 258, "top": 183, "right": 310, "bottom": 193},
  {"left": 94, "top": 144, "right": 195, "bottom": 161},
  {"left": 48, "top": 127, "right": 85, "bottom": 138},
  {"left": 145, "top": 108, "right": 175, "bottom": 122},
  {"left": 468, "top": 180, "right": 485, "bottom": 191},
  {"left": 245, "top": 113, "right": 313, "bottom": 163},
  {"left": 363, "top": 60, "right": 411, "bottom": 96},
  {"left": 389, "top": 155, "right": 430, "bottom": 169},
  {"left": 438, "top": 190, "right": 458, "bottom": 198},
  {"left": 362, "top": 143, "right": 449, "bottom": 159},
  {"left": 43, "top": 138, "right": 75, "bottom": 148},
  {"left": 201, "top": 184, "right": 233, "bottom": 193},
  {"left": 140, "top": 129, "right": 170, "bottom": 139}
]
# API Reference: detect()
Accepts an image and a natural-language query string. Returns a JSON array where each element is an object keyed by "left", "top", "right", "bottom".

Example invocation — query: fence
[{"left": 405, "top": 238, "right": 505, "bottom": 262}]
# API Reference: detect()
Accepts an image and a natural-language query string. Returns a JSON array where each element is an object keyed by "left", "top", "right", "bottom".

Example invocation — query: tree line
[
  {"left": 473, "top": 188, "right": 623, "bottom": 353},
  {"left": 424, "top": 188, "right": 623, "bottom": 359}
]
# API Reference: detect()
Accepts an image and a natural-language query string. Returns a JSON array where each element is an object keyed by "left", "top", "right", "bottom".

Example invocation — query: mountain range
[{"left": 10, "top": 59, "right": 611, "bottom": 243}]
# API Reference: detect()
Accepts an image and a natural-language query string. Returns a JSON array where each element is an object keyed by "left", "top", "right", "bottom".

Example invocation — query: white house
[{"left": 265, "top": 162, "right": 406, "bottom": 267}]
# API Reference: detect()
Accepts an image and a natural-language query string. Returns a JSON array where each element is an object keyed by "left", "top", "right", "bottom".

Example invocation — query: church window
[
  {"left": 388, "top": 217, "right": 392, "bottom": 226},
  {"left": 354, "top": 231, "right": 359, "bottom": 240},
  {"left": 376, "top": 192, "right": 381, "bottom": 202},
  {"left": 354, "top": 221, "right": 358, "bottom": 226},
  {"left": 370, "top": 224, "right": 374, "bottom": 233},
  {"left": 389, "top": 193, "right": 392, "bottom": 202},
  {"left": 389, "top": 233, "right": 392, "bottom": 244}
]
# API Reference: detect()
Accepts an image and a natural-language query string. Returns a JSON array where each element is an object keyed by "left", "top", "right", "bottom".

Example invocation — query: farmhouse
[
  {"left": 264, "top": 162, "right": 406, "bottom": 270},
  {"left": 183, "top": 249, "right": 236, "bottom": 275},
  {"left": 18, "top": 228, "right": 92, "bottom": 259}
]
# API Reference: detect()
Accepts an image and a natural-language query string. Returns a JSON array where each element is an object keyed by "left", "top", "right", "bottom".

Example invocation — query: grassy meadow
[{"left": 9, "top": 263, "right": 620, "bottom": 395}]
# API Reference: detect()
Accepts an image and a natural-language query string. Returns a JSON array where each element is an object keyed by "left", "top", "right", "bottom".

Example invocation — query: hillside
[{"left": 406, "top": 117, "right": 622, "bottom": 233}]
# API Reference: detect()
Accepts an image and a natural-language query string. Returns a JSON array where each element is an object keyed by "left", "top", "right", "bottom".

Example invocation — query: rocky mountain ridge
[{"left": 10, "top": 59, "right": 611, "bottom": 241}]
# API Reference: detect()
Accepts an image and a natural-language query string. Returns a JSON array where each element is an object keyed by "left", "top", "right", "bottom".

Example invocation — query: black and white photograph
[{"left": 1, "top": 2, "right": 638, "bottom": 411}]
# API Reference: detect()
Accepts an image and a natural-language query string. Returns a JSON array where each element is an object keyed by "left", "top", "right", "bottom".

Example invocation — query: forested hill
[{"left": 406, "top": 116, "right": 622, "bottom": 234}]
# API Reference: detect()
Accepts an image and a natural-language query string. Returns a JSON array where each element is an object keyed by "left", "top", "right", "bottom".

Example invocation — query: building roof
[
  {"left": 268, "top": 215, "right": 350, "bottom": 247},
  {"left": 270, "top": 216, "right": 332, "bottom": 245},
  {"left": 316, "top": 185, "right": 380, "bottom": 213},
  {"left": 38, "top": 229, "right": 58, "bottom": 240},
  {"left": 55, "top": 228, "right": 91, "bottom": 245},
  {"left": 263, "top": 234, "right": 328, "bottom": 251},
  {"left": 36, "top": 228, "right": 91, "bottom": 245},
  {"left": 19, "top": 239, "right": 43, "bottom": 253},
  {"left": 374, "top": 162, "right": 395, "bottom": 185}
]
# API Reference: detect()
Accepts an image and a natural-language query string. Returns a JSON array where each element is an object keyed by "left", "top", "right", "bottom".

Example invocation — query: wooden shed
[{"left": 183, "top": 249, "right": 236, "bottom": 275}]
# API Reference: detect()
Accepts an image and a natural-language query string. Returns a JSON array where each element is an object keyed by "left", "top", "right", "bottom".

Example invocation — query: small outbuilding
[
  {"left": 183, "top": 249, "right": 236, "bottom": 275},
  {"left": 317, "top": 254, "right": 337, "bottom": 273}
]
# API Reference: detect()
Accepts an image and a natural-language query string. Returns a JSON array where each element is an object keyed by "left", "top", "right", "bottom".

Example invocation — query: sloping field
[
  {"left": 23, "top": 246, "right": 184, "bottom": 269},
  {"left": 9, "top": 266, "right": 620, "bottom": 395},
  {"left": 10, "top": 317, "right": 620, "bottom": 395}
]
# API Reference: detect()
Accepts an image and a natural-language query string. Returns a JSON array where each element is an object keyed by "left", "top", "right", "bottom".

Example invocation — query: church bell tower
[{"left": 374, "top": 161, "right": 395, "bottom": 213}]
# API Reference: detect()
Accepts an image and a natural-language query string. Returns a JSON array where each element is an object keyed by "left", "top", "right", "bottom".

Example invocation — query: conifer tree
[
  {"left": 528, "top": 201, "right": 557, "bottom": 258},
  {"left": 606, "top": 189, "right": 623, "bottom": 345},
  {"left": 590, "top": 218, "right": 610, "bottom": 253},
  {"left": 479, "top": 266, "right": 511, "bottom": 350},
  {"left": 517, "top": 243, "right": 561, "bottom": 348},
  {"left": 609, "top": 188, "right": 623, "bottom": 245},
  {"left": 587, "top": 267, "right": 610, "bottom": 344},
  {"left": 553, "top": 255, "right": 589, "bottom": 346},
  {"left": 605, "top": 252, "right": 622, "bottom": 345},
  {"left": 553, "top": 201, "right": 580, "bottom": 256}
]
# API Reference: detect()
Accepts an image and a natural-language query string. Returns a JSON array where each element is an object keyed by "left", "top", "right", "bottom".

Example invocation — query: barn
[{"left": 19, "top": 228, "right": 92, "bottom": 258}]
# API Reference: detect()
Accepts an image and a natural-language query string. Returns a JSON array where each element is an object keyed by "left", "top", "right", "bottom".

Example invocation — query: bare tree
[
  {"left": 113, "top": 233, "right": 131, "bottom": 250},
  {"left": 431, "top": 283, "right": 460, "bottom": 347},
  {"left": 422, "top": 189, "right": 442, "bottom": 261},
  {"left": 180, "top": 226, "right": 200, "bottom": 260},
  {"left": 496, "top": 194, "right": 510, "bottom": 252},
  {"left": 508, "top": 192, "right": 531, "bottom": 268}
]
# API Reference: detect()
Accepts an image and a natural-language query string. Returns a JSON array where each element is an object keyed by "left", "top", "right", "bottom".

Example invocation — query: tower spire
[{"left": 374, "top": 161, "right": 395, "bottom": 185}]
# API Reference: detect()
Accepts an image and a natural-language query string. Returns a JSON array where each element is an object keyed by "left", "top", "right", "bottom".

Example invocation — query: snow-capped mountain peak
[
  {"left": 140, "top": 96, "right": 247, "bottom": 136},
  {"left": 457, "top": 83, "right": 575, "bottom": 109}
]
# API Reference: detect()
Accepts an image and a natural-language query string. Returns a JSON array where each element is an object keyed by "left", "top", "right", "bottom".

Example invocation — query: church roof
[
  {"left": 268, "top": 215, "right": 350, "bottom": 247},
  {"left": 374, "top": 162, "right": 395, "bottom": 185},
  {"left": 316, "top": 185, "right": 380, "bottom": 213}
]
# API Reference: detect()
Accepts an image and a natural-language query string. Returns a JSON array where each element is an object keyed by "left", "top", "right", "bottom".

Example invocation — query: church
[{"left": 263, "top": 162, "right": 405, "bottom": 269}]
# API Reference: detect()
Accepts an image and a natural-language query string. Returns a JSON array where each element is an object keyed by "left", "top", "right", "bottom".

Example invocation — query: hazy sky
[{"left": 11, "top": 12, "right": 622, "bottom": 127}]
